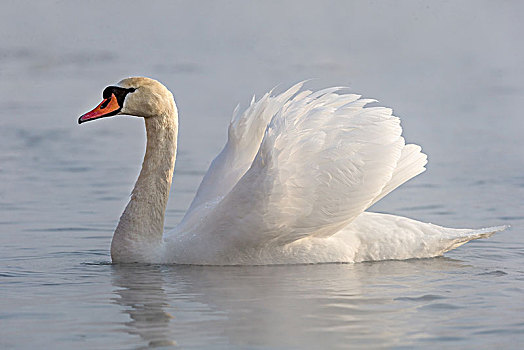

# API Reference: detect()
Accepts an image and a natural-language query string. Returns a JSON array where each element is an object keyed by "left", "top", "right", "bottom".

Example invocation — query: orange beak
[{"left": 78, "top": 93, "right": 121, "bottom": 124}]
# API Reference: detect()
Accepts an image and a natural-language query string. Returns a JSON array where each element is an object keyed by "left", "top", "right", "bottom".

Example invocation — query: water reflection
[
  {"left": 111, "top": 264, "right": 177, "bottom": 348},
  {"left": 110, "top": 258, "right": 473, "bottom": 349}
]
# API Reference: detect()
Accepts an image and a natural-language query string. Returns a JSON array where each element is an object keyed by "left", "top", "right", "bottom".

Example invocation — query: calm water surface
[{"left": 1, "top": 1, "right": 523, "bottom": 349}]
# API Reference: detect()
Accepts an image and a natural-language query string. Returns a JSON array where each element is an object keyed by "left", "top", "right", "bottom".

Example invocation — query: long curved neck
[{"left": 111, "top": 110, "right": 178, "bottom": 261}]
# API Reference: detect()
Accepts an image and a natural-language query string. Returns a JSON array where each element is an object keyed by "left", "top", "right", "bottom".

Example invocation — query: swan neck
[{"left": 112, "top": 108, "right": 178, "bottom": 261}]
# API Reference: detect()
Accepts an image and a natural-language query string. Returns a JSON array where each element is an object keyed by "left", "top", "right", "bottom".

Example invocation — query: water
[{"left": 1, "top": 1, "right": 523, "bottom": 349}]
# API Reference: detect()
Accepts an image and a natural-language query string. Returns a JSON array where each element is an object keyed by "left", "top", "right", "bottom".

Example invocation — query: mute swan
[{"left": 78, "top": 77, "right": 505, "bottom": 265}]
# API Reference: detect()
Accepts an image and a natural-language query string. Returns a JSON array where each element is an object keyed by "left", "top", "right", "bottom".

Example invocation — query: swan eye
[{"left": 100, "top": 97, "right": 111, "bottom": 109}]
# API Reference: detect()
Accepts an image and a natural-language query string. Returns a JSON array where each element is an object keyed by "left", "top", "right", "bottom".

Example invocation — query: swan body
[{"left": 79, "top": 77, "right": 505, "bottom": 265}]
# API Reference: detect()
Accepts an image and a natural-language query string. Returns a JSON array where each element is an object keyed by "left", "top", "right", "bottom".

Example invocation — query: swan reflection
[
  {"left": 111, "top": 264, "right": 177, "bottom": 348},
  {"left": 110, "top": 258, "right": 470, "bottom": 349}
]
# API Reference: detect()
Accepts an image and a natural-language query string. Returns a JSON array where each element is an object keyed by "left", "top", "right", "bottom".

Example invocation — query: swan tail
[
  {"left": 440, "top": 225, "right": 507, "bottom": 254},
  {"left": 346, "top": 212, "right": 508, "bottom": 262},
  {"left": 369, "top": 143, "right": 427, "bottom": 207}
]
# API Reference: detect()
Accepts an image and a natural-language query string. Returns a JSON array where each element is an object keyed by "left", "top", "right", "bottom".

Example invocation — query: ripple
[
  {"left": 421, "top": 336, "right": 466, "bottom": 342},
  {"left": 420, "top": 303, "right": 461, "bottom": 310},
  {"left": 395, "top": 294, "right": 446, "bottom": 302},
  {"left": 82, "top": 261, "right": 113, "bottom": 266},
  {"left": 478, "top": 270, "right": 507, "bottom": 277},
  {"left": 433, "top": 211, "right": 454, "bottom": 216},
  {"left": 0, "top": 47, "right": 32, "bottom": 61},
  {"left": 399, "top": 204, "right": 443, "bottom": 211},
  {"left": 62, "top": 166, "right": 92, "bottom": 173},
  {"left": 24, "top": 227, "right": 106, "bottom": 233},
  {"left": 473, "top": 328, "right": 522, "bottom": 335},
  {"left": 0, "top": 272, "right": 24, "bottom": 278},
  {"left": 497, "top": 216, "right": 524, "bottom": 221}
]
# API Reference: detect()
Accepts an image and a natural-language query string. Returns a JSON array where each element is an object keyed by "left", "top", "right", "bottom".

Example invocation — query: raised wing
[
  {"left": 189, "top": 87, "right": 410, "bottom": 246},
  {"left": 182, "top": 83, "right": 305, "bottom": 221}
]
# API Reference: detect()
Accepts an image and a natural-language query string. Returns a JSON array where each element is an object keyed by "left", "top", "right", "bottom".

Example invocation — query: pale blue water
[{"left": 1, "top": 1, "right": 523, "bottom": 349}]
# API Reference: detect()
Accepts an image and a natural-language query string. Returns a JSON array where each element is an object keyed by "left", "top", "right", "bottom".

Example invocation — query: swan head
[{"left": 78, "top": 77, "right": 176, "bottom": 123}]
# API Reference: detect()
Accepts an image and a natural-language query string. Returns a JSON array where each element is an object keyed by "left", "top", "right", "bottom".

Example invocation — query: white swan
[{"left": 78, "top": 77, "right": 505, "bottom": 265}]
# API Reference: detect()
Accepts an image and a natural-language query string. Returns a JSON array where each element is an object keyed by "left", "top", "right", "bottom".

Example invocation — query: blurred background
[{"left": 1, "top": 1, "right": 523, "bottom": 349}]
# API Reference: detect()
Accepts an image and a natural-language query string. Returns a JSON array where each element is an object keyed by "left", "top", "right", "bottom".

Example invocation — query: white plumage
[{"left": 79, "top": 77, "right": 506, "bottom": 265}]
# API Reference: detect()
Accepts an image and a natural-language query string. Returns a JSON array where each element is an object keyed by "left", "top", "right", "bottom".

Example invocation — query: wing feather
[
  {"left": 369, "top": 144, "right": 427, "bottom": 207},
  {"left": 182, "top": 82, "right": 305, "bottom": 220},
  {"left": 190, "top": 87, "right": 409, "bottom": 246}
]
